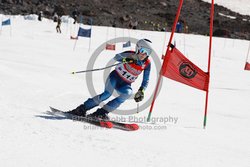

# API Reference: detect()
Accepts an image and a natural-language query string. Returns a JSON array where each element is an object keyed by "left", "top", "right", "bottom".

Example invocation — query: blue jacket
[{"left": 114, "top": 51, "right": 151, "bottom": 90}]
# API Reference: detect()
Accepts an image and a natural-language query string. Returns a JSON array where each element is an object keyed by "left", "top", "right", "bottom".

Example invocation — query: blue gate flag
[
  {"left": 77, "top": 27, "right": 91, "bottom": 38},
  {"left": 2, "top": 19, "right": 11, "bottom": 26},
  {"left": 123, "top": 41, "right": 131, "bottom": 48}
]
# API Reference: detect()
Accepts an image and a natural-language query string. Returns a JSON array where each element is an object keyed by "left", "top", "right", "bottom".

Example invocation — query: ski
[
  {"left": 49, "top": 107, "right": 113, "bottom": 129},
  {"left": 110, "top": 121, "right": 139, "bottom": 131},
  {"left": 49, "top": 107, "right": 139, "bottom": 131}
]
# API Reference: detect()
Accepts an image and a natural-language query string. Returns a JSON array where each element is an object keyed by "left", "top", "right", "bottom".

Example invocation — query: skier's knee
[
  {"left": 100, "top": 90, "right": 112, "bottom": 100},
  {"left": 121, "top": 89, "right": 132, "bottom": 98},
  {"left": 119, "top": 91, "right": 132, "bottom": 102}
]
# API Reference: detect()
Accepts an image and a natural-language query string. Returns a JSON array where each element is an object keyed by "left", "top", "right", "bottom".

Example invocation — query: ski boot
[
  {"left": 87, "top": 108, "right": 110, "bottom": 120},
  {"left": 67, "top": 104, "right": 87, "bottom": 117}
]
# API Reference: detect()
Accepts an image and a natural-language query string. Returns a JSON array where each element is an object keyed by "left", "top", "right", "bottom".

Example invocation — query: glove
[
  {"left": 134, "top": 88, "right": 144, "bottom": 102},
  {"left": 122, "top": 57, "right": 135, "bottom": 64}
]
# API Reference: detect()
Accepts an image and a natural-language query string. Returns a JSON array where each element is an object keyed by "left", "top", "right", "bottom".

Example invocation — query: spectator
[
  {"left": 38, "top": 11, "right": 43, "bottom": 21},
  {"left": 72, "top": 10, "right": 78, "bottom": 24},
  {"left": 53, "top": 13, "right": 58, "bottom": 22},
  {"left": 176, "top": 21, "right": 182, "bottom": 33},
  {"left": 184, "top": 25, "right": 189, "bottom": 33},
  {"left": 56, "top": 16, "right": 62, "bottom": 33},
  {"left": 129, "top": 19, "right": 138, "bottom": 29}
]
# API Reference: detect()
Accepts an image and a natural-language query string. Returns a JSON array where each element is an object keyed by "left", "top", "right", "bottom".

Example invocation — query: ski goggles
[{"left": 138, "top": 47, "right": 152, "bottom": 56}]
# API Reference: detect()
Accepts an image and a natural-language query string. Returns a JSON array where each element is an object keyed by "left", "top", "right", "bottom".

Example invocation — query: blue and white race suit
[{"left": 83, "top": 51, "right": 151, "bottom": 112}]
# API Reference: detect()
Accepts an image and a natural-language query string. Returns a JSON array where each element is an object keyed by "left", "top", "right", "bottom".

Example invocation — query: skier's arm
[
  {"left": 114, "top": 53, "right": 124, "bottom": 62},
  {"left": 114, "top": 52, "right": 136, "bottom": 63},
  {"left": 134, "top": 63, "right": 151, "bottom": 102},
  {"left": 140, "top": 63, "right": 151, "bottom": 91}
]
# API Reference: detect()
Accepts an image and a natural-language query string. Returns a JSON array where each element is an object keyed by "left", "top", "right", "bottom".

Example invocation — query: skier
[
  {"left": 68, "top": 39, "right": 153, "bottom": 120},
  {"left": 53, "top": 12, "right": 58, "bottom": 22},
  {"left": 56, "top": 16, "right": 62, "bottom": 33},
  {"left": 72, "top": 10, "right": 78, "bottom": 24},
  {"left": 38, "top": 11, "right": 43, "bottom": 21},
  {"left": 176, "top": 21, "right": 183, "bottom": 33}
]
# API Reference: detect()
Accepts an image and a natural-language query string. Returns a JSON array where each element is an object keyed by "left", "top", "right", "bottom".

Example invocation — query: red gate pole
[
  {"left": 203, "top": 0, "right": 214, "bottom": 128},
  {"left": 147, "top": 0, "right": 184, "bottom": 122}
]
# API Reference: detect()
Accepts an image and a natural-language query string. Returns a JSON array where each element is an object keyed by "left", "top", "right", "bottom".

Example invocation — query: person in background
[
  {"left": 53, "top": 12, "right": 58, "bottom": 22},
  {"left": 72, "top": 10, "right": 78, "bottom": 24},
  {"left": 38, "top": 11, "right": 43, "bottom": 21},
  {"left": 56, "top": 16, "right": 62, "bottom": 33},
  {"left": 176, "top": 21, "right": 182, "bottom": 33}
]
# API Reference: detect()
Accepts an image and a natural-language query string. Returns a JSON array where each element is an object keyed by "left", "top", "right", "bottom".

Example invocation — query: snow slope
[
  {"left": 202, "top": 0, "right": 250, "bottom": 16},
  {"left": 0, "top": 14, "right": 250, "bottom": 167}
]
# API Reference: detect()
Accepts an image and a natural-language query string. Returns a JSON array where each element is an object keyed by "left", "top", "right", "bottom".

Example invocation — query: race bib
[{"left": 115, "top": 64, "right": 138, "bottom": 83}]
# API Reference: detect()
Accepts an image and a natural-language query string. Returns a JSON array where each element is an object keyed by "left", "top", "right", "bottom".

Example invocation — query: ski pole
[
  {"left": 136, "top": 102, "right": 140, "bottom": 113},
  {"left": 71, "top": 62, "right": 122, "bottom": 74}
]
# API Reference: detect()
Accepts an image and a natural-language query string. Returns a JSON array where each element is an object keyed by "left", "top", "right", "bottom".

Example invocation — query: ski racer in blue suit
[{"left": 68, "top": 39, "right": 153, "bottom": 119}]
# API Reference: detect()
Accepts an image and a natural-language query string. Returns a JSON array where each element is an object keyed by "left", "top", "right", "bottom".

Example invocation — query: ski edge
[
  {"left": 111, "top": 121, "right": 139, "bottom": 131},
  {"left": 49, "top": 107, "right": 113, "bottom": 129},
  {"left": 49, "top": 107, "right": 139, "bottom": 130}
]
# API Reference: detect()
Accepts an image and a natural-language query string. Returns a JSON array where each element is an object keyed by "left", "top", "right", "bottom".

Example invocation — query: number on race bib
[{"left": 116, "top": 66, "right": 138, "bottom": 82}]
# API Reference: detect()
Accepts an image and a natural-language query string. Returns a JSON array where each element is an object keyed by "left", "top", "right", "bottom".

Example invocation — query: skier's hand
[
  {"left": 122, "top": 57, "right": 135, "bottom": 64},
  {"left": 134, "top": 88, "right": 144, "bottom": 102}
]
